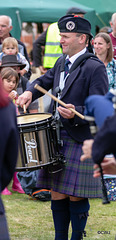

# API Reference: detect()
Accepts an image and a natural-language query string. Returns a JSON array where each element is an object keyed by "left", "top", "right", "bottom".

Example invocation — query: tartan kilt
[{"left": 37, "top": 129, "right": 102, "bottom": 198}]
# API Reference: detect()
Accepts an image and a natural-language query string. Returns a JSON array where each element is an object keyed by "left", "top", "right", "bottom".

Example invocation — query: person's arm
[
  {"left": 26, "top": 81, "right": 39, "bottom": 113},
  {"left": 80, "top": 139, "right": 94, "bottom": 161},
  {"left": 93, "top": 157, "right": 116, "bottom": 177},
  {"left": 56, "top": 104, "right": 76, "bottom": 122},
  {"left": 17, "top": 90, "right": 32, "bottom": 110},
  {"left": 1, "top": 103, "right": 19, "bottom": 190},
  {"left": 33, "top": 30, "right": 47, "bottom": 67},
  {"left": 69, "top": 59, "right": 109, "bottom": 127},
  {"left": 17, "top": 62, "right": 55, "bottom": 110},
  {"left": 92, "top": 114, "right": 116, "bottom": 164},
  {"left": 17, "top": 39, "right": 31, "bottom": 79},
  {"left": 18, "top": 53, "right": 29, "bottom": 76},
  {"left": 80, "top": 140, "right": 116, "bottom": 176},
  {"left": 81, "top": 115, "right": 116, "bottom": 164}
]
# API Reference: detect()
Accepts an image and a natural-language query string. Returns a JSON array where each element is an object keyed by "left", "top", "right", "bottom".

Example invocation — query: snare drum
[{"left": 16, "top": 113, "right": 63, "bottom": 171}]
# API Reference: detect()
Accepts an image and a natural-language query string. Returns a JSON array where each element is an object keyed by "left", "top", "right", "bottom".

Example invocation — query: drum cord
[{"left": 53, "top": 86, "right": 63, "bottom": 147}]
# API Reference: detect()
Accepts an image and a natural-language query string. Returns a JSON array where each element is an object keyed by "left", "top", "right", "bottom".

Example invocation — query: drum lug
[
  {"left": 48, "top": 162, "right": 64, "bottom": 174},
  {"left": 48, "top": 154, "right": 66, "bottom": 174}
]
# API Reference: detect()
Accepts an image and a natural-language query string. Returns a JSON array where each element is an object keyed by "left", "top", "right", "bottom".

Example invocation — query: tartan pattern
[{"left": 37, "top": 129, "right": 102, "bottom": 198}]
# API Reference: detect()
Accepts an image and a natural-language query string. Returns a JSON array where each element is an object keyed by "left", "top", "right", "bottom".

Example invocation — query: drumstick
[
  {"left": 23, "top": 104, "right": 26, "bottom": 114},
  {"left": 34, "top": 84, "right": 85, "bottom": 119}
]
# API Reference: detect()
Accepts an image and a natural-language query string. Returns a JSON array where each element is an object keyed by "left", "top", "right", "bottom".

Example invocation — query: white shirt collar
[{"left": 67, "top": 48, "right": 87, "bottom": 67}]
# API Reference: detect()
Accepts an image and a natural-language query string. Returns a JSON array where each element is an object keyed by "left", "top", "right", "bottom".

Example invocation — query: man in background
[
  {"left": 0, "top": 15, "right": 31, "bottom": 79},
  {"left": 110, "top": 12, "right": 116, "bottom": 59}
]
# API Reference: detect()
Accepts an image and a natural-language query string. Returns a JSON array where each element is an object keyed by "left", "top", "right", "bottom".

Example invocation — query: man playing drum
[{"left": 17, "top": 15, "right": 108, "bottom": 240}]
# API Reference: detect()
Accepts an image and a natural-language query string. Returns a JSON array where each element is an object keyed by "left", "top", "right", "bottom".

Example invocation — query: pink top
[{"left": 109, "top": 33, "right": 116, "bottom": 59}]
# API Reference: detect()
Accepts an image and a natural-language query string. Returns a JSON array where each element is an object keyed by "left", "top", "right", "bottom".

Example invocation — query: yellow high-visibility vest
[{"left": 43, "top": 22, "right": 62, "bottom": 68}]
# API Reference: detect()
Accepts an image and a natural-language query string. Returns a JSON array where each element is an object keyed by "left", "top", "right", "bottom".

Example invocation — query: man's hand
[
  {"left": 20, "top": 69, "right": 27, "bottom": 76},
  {"left": 39, "top": 66, "right": 47, "bottom": 75},
  {"left": 17, "top": 91, "right": 32, "bottom": 110},
  {"left": 80, "top": 139, "right": 94, "bottom": 161},
  {"left": 57, "top": 104, "right": 75, "bottom": 119},
  {"left": 93, "top": 157, "right": 116, "bottom": 177}
]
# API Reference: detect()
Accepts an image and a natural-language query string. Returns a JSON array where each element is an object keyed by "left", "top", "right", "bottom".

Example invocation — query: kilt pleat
[{"left": 37, "top": 129, "right": 102, "bottom": 198}]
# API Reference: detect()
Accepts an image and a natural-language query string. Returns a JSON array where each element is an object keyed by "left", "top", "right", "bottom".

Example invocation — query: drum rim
[
  {"left": 17, "top": 112, "right": 53, "bottom": 127},
  {"left": 15, "top": 160, "right": 57, "bottom": 171}
]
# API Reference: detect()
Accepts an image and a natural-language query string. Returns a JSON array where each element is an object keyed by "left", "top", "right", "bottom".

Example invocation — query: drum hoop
[
  {"left": 17, "top": 112, "right": 53, "bottom": 129},
  {"left": 16, "top": 160, "right": 57, "bottom": 172}
]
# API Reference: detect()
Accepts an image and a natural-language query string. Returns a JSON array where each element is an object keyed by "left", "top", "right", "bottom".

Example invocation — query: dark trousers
[{"left": 0, "top": 213, "right": 10, "bottom": 240}]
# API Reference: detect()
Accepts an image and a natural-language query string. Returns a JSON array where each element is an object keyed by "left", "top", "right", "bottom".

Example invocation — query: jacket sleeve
[
  {"left": 33, "top": 30, "right": 47, "bottom": 67},
  {"left": 92, "top": 114, "right": 116, "bottom": 164},
  {"left": 71, "top": 60, "right": 109, "bottom": 126},
  {"left": 1, "top": 105, "right": 19, "bottom": 191},
  {"left": 17, "top": 39, "right": 31, "bottom": 80}
]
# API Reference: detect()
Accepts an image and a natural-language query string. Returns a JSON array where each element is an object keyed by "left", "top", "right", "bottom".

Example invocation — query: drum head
[{"left": 17, "top": 113, "right": 52, "bottom": 126}]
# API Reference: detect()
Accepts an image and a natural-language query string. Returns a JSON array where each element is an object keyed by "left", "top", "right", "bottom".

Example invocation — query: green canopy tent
[
  {"left": 0, "top": 0, "right": 96, "bottom": 39},
  {"left": 73, "top": 0, "right": 116, "bottom": 34}
]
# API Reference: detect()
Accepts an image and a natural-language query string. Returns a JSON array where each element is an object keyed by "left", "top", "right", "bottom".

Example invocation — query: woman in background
[{"left": 94, "top": 32, "right": 116, "bottom": 90}]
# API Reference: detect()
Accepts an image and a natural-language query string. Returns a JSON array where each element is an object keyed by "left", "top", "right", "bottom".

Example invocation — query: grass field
[{"left": 1, "top": 185, "right": 116, "bottom": 240}]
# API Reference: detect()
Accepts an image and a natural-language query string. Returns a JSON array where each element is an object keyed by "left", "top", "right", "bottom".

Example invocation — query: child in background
[
  {"left": 0, "top": 75, "right": 18, "bottom": 240},
  {"left": 1, "top": 67, "right": 19, "bottom": 115},
  {"left": 0, "top": 67, "right": 25, "bottom": 195},
  {"left": 0, "top": 37, "right": 29, "bottom": 77}
]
